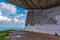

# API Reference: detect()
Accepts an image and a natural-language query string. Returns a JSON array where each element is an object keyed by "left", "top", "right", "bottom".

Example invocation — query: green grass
[
  {"left": 0, "top": 30, "right": 24, "bottom": 40},
  {"left": 0, "top": 30, "right": 12, "bottom": 40},
  {"left": 0, "top": 34, "right": 7, "bottom": 40}
]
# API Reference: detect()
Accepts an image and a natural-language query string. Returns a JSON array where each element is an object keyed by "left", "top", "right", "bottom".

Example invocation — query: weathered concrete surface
[
  {"left": 7, "top": 0, "right": 60, "bottom": 10},
  {"left": 25, "top": 6, "right": 60, "bottom": 35}
]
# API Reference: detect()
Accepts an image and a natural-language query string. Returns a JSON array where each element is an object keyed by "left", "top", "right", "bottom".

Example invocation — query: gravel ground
[{"left": 5, "top": 31, "right": 60, "bottom": 40}]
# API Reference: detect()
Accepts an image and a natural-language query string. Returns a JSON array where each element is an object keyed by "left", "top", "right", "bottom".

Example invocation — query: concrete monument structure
[{"left": 7, "top": 0, "right": 60, "bottom": 35}]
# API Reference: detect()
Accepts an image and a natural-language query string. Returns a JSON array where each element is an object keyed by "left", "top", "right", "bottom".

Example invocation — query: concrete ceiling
[{"left": 7, "top": 0, "right": 60, "bottom": 10}]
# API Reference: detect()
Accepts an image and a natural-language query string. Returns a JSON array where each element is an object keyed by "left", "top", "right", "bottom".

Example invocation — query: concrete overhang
[{"left": 7, "top": 0, "right": 60, "bottom": 10}]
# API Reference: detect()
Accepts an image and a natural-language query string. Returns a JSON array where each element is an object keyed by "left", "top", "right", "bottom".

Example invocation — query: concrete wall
[
  {"left": 25, "top": 24, "right": 60, "bottom": 35},
  {"left": 25, "top": 6, "right": 60, "bottom": 35}
]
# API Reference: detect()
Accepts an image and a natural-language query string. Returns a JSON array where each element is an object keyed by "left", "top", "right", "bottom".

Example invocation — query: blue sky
[{"left": 0, "top": 0, "right": 27, "bottom": 29}]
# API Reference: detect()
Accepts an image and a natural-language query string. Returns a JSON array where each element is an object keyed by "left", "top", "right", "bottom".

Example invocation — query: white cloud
[
  {"left": 0, "top": 2, "right": 25, "bottom": 28},
  {"left": 16, "top": 14, "right": 26, "bottom": 19},
  {"left": 20, "top": 14, "right": 25, "bottom": 16},
  {"left": 0, "top": 10, "right": 2, "bottom": 15},
  {"left": 0, "top": 10, "right": 11, "bottom": 22},
  {"left": 14, "top": 18, "right": 25, "bottom": 23},
  {"left": 0, "top": 2, "right": 17, "bottom": 14},
  {"left": 0, "top": 10, "right": 25, "bottom": 23},
  {"left": 14, "top": 18, "right": 19, "bottom": 22},
  {"left": 20, "top": 20, "right": 25, "bottom": 23},
  {"left": 0, "top": 16, "right": 11, "bottom": 21}
]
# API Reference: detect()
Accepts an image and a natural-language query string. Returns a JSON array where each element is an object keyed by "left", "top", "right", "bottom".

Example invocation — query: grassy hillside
[
  {"left": 0, "top": 30, "right": 24, "bottom": 40},
  {"left": 0, "top": 30, "right": 12, "bottom": 40}
]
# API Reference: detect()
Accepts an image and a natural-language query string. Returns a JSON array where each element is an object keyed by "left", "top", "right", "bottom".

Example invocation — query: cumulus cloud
[
  {"left": 0, "top": 16, "right": 11, "bottom": 21},
  {"left": 20, "top": 20, "right": 25, "bottom": 23},
  {"left": 14, "top": 18, "right": 19, "bottom": 22},
  {"left": 20, "top": 14, "right": 25, "bottom": 16},
  {"left": 0, "top": 10, "right": 25, "bottom": 23},
  {"left": 0, "top": 2, "right": 26, "bottom": 28},
  {"left": 14, "top": 18, "right": 25, "bottom": 23},
  {"left": 17, "top": 13, "right": 26, "bottom": 18},
  {"left": 0, "top": 10, "right": 11, "bottom": 22},
  {"left": 0, "top": 10, "right": 2, "bottom": 15},
  {"left": 0, "top": 2, "right": 17, "bottom": 14},
  {"left": 16, "top": 13, "right": 26, "bottom": 20}
]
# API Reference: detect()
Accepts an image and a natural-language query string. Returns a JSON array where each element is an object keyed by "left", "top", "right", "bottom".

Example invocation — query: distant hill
[{"left": 0, "top": 27, "right": 24, "bottom": 31}]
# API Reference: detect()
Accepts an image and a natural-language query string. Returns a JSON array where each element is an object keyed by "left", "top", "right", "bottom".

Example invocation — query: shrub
[{"left": 55, "top": 33, "right": 58, "bottom": 36}]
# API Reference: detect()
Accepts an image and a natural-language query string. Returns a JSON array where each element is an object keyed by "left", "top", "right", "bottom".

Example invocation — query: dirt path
[{"left": 5, "top": 31, "right": 60, "bottom": 40}]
